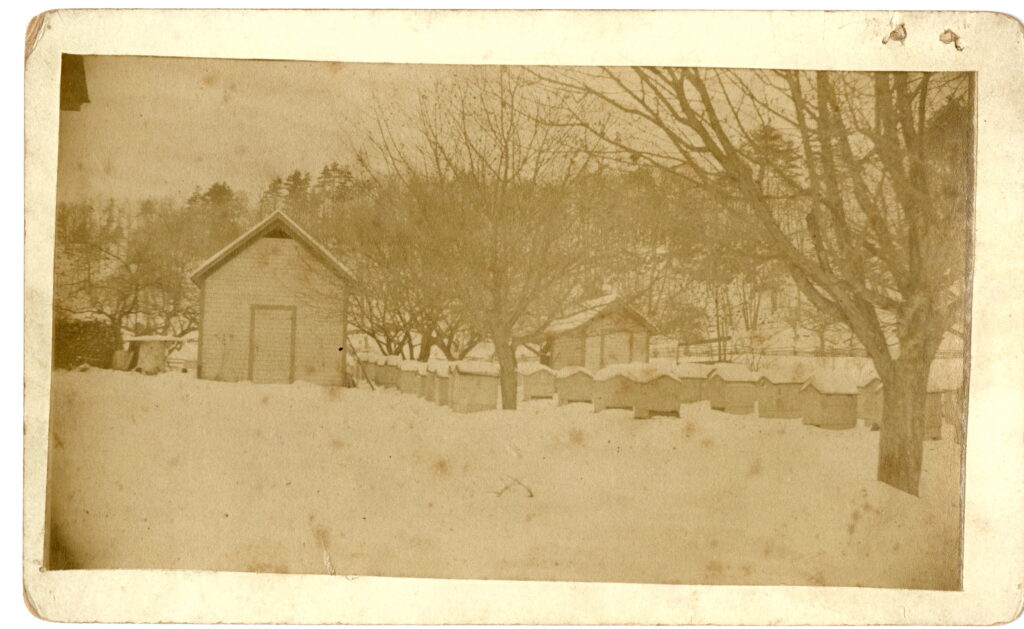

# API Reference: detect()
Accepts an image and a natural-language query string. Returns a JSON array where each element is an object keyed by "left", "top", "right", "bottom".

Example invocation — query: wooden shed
[
  {"left": 545, "top": 294, "right": 656, "bottom": 372},
  {"left": 673, "top": 362, "right": 714, "bottom": 404},
  {"left": 858, "top": 363, "right": 963, "bottom": 440},
  {"left": 430, "top": 361, "right": 452, "bottom": 406},
  {"left": 191, "top": 212, "right": 354, "bottom": 386},
  {"left": 593, "top": 366, "right": 638, "bottom": 413},
  {"left": 799, "top": 374, "right": 859, "bottom": 429},
  {"left": 555, "top": 367, "right": 594, "bottom": 405},
  {"left": 619, "top": 363, "right": 687, "bottom": 419},
  {"left": 706, "top": 363, "right": 762, "bottom": 414},
  {"left": 449, "top": 361, "right": 500, "bottom": 413},
  {"left": 518, "top": 363, "right": 556, "bottom": 400},
  {"left": 757, "top": 363, "right": 814, "bottom": 419},
  {"left": 379, "top": 356, "right": 401, "bottom": 388},
  {"left": 398, "top": 360, "right": 423, "bottom": 395}
]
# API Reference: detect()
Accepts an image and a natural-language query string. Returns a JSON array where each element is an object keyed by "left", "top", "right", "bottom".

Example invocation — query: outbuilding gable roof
[
  {"left": 545, "top": 294, "right": 657, "bottom": 336},
  {"left": 190, "top": 211, "right": 355, "bottom": 285}
]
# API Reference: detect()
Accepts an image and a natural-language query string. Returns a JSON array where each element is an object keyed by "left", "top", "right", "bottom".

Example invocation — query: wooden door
[{"left": 250, "top": 305, "right": 296, "bottom": 383}]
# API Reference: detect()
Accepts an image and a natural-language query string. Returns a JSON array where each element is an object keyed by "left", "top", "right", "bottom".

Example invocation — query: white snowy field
[{"left": 46, "top": 370, "right": 962, "bottom": 589}]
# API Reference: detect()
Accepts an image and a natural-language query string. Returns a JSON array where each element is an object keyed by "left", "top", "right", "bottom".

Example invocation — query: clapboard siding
[
  {"left": 199, "top": 236, "right": 347, "bottom": 386},
  {"left": 552, "top": 334, "right": 585, "bottom": 370},
  {"left": 551, "top": 310, "right": 650, "bottom": 370}
]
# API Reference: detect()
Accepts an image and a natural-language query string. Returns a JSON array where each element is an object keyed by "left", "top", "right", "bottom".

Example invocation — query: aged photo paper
[{"left": 23, "top": 9, "right": 1024, "bottom": 624}]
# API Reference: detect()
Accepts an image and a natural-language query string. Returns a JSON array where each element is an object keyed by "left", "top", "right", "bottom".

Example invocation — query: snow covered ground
[{"left": 46, "top": 369, "right": 962, "bottom": 589}]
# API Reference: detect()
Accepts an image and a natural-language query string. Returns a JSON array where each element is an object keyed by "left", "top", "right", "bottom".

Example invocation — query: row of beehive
[{"left": 356, "top": 354, "right": 963, "bottom": 436}]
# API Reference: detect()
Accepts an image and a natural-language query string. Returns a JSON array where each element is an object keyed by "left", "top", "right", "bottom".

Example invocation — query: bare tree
[
  {"left": 367, "top": 67, "right": 602, "bottom": 408},
  {"left": 542, "top": 68, "right": 972, "bottom": 495}
]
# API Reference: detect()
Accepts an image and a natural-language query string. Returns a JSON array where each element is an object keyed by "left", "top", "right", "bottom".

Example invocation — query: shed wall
[{"left": 199, "top": 236, "right": 347, "bottom": 386}]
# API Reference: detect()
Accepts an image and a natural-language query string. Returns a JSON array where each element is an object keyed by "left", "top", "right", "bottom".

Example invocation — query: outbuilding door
[{"left": 249, "top": 305, "right": 296, "bottom": 383}]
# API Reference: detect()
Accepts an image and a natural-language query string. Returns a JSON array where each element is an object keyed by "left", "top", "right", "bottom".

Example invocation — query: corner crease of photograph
[{"left": 46, "top": 54, "right": 972, "bottom": 591}]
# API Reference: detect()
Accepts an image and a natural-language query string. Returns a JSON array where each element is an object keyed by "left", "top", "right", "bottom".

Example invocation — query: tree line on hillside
[{"left": 54, "top": 66, "right": 972, "bottom": 496}]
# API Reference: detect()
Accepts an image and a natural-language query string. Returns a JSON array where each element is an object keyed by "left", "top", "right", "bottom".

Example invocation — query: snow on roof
[
  {"left": 452, "top": 360, "right": 501, "bottom": 377},
  {"left": 594, "top": 362, "right": 679, "bottom": 384},
  {"left": 673, "top": 362, "right": 715, "bottom": 379},
  {"left": 518, "top": 362, "right": 555, "bottom": 376},
  {"left": 398, "top": 359, "right": 428, "bottom": 374},
  {"left": 427, "top": 360, "right": 452, "bottom": 375},
  {"left": 124, "top": 335, "right": 184, "bottom": 343},
  {"left": 708, "top": 363, "right": 761, "bottom": 383},
  {"left": 190, "top": 211, "right": 355, "bottom": 285},
  {"left": 544, "top": 294, "right": 655, "bottom": 336},
  {"left": 759, "top": 361, "right": 815, "bottom": 385},
  {"left": 555, "top": 366, "right": 593, "bottom": 379},
  {"left": 385, "top": 355, "right": 402, "bottom": 366},
  {"left": 801, "top": 371, "right": 861, "bottom": 395}
]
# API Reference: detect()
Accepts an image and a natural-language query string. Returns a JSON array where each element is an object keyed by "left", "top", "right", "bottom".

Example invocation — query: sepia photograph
[
  {"left": 46, "top": 53, "right": 970, "bottom": 589},
  {"left": 22, "top": 9, "right": 1024, "bottom": 626}
]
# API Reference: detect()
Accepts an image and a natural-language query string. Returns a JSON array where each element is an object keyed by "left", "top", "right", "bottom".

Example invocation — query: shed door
[{"left": 250, "top": 306, "right": 296, "bottom": 383}]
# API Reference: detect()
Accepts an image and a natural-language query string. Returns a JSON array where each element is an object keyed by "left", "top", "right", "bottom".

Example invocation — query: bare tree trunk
[
  {"left": 493, "top": 335, "right": 518, "bottom": 410},
  {"left": 877, "top": 349, "right": 931, "bottom": 495},
  {"left": 416, "top": 332, "right": 434, "bottom": 361}
]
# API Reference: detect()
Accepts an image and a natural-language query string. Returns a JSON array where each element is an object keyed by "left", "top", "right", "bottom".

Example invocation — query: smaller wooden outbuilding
[
  {"left": 417, "top": 363, "right": 433, "bottom": 398},
  {"left": 593, "top": 364, "right": 640, "bottom": 413},
  {"left": 449, "top": 361, "right": 500, "bottom": 413},
  {"left": 673, "top": 362, "right": 714, "bottom": 404},
  {"left": 431, "top": 361, "right": 453, "bottom": 406},
  {"left": 800, "top": 373, "right": 859, "bottom": 429},
  {"left": 398, "top": 360, "right": 423, "bottom": 395},
  {"left": 757, "top": 363, "right": 814, "bottom": 419},
  {"left": 858, "top": 363, "right": 963, "bottom": 440},
  {"left": 706, "top": 363, "right": 762, "bottom": 414},
  {"left": 379, "top": 355, "right": 401, "bottom": 388},
  {"left": 518, "top": 363, "right": 556, "bottom": 400},
  {"left": 624, "top": 364, "right": 687, "bottom": 419},
  {"left": 545, "top": 294, "right": 657, "bottom": 372},
  {"left": 555, "top": 367, "right": 594, "bottom": 405}
]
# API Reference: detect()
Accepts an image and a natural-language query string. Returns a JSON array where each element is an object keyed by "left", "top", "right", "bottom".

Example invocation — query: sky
[{"left": 55, "top": 56, "right": 457, "bottom": 204}]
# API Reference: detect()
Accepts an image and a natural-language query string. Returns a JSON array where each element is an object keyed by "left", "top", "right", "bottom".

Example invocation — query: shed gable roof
[
  {"left": 545, "top": 294, "right": 656, "bottom": 336},
  {"left": 190, "top": 211, "right": 355, "bottom": 285}
]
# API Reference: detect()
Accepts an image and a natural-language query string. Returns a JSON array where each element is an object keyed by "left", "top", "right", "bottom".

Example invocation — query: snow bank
[
  {"left": 47, "top": 369, "right": 963, "bottom": 590},
  {"left": 594, "top": 362, "right": 678, "bottom": 384},
  {"left": 384, "top": 355, "right": 401, "bottom": 366}
]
